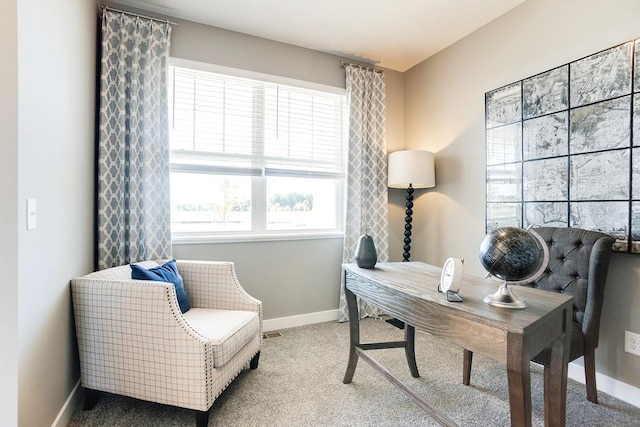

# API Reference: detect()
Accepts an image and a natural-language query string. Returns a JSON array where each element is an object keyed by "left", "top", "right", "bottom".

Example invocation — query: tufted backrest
[{"left": 527, "top": 227, "right": 615, "bottom": 347}]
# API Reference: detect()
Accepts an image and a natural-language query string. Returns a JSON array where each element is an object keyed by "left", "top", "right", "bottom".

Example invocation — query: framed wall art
[{"left": 486, "top": 38, "right": 640, "bottom": 253}]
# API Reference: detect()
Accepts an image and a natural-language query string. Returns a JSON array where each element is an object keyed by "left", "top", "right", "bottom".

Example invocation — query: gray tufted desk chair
[{"left": 463, "top": 227, "right": 615, "bottom": 404}]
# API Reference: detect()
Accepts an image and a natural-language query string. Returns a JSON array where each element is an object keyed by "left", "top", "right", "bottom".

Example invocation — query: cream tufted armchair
[
  {"left": 463, "top": 227, "right": 615, "bottom": 403},
  {"left": 71, "top": 260, "right": 262, "bottom": 426}
]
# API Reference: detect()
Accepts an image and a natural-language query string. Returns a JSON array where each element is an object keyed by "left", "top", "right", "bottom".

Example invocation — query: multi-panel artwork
[{"left": 486, "top": 38, "right": 639, "bottom": 253}]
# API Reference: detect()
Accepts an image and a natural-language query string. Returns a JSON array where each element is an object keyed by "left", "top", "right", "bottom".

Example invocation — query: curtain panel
[
  {"left": 338, "top": 66, "right": 389, "bottom": 322},
  {"left": 96, "top": 10, "right": 173, "bottom": 270}
]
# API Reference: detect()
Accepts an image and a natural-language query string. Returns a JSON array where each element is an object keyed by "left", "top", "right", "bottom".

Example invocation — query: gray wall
[
  {"left": 12, "top": 0, "right": 96, "bottom": 425},
  {"left": 169, "top": 18, "right": 406, "bottom": 320},
  {"left": 1, "top": 0, "right": 19, "bottom": 424},
  {"left": 173, "top": 239, "right": 344, "bottom": 319},
  {"left": 170, "top": 18, "right": 348, "bottom": 89},
  {"left": 401, "top": 0, "right": 640, "bottom": 391}
]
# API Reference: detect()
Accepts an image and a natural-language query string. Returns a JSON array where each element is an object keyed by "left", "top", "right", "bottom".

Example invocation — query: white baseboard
[
  {"left": 51, "top": 379, "right": 81, "bottom": 427},
  {"left": 263, "top": 309, "right": 338, "bottom": 332},
  {"left": 568, "top": 361, "right": 640, "bottom": 408}
]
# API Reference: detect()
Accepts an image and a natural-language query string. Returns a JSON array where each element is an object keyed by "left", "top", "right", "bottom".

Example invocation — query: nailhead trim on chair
[{"left": 71, "top": 260, "right": 263, "bottom": 413}]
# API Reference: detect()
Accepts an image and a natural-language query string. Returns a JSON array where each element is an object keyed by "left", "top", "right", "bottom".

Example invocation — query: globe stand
[
  {"left": 483, "top": 281, "right": 527, "bottom": 309},
  {"left": 446, "top": 290, "right": 463, "bottom": 303}
]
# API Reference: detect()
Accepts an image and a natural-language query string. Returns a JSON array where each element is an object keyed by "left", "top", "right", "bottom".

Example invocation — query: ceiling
[{"left": 111, "top": 0, "right": 527, "bottom": 72}]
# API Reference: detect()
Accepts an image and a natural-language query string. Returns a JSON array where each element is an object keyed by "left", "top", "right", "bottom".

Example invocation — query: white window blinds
[{"left": 169, "top": 66, "right": 346, "bottom": 179}]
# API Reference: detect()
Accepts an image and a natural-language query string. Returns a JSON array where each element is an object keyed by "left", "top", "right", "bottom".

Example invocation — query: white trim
[
  {"left": 263, "top": 309, "right": 338, "bottom": 332},
  {"left": 51, "top": 379, "right": 82, "bottom": 427},
  {"left": 167, "top": 59, "right": 347, "bottom": 241},
  {"left": 568, "top": 361, "right": 640, "bottom": 408},
  {"left": 173, "top": 231, "right": 344, "bottom": 245},
  {"left": 170, "top": 57, "right": 345, "bottom": 95}
]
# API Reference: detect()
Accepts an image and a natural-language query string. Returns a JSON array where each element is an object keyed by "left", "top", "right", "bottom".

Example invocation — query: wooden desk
[{"left": 342, "top": 262, "right": 573, "bottom": 427}]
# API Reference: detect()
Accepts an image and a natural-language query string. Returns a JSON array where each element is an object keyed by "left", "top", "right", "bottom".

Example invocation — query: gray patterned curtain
[
  {"left": 338, "top": 66, "right": 389, "bottom": 322},
  {"left": 96, "top": 10, "right": 172, "bottom": 270}
]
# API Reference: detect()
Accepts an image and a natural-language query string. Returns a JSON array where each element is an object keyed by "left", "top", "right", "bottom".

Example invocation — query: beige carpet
[{"left": 67, "top": 318, "right": 640, "bottom": 426}]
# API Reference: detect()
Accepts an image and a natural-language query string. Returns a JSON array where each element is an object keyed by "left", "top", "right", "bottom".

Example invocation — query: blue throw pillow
[{"left": 131, "top": 260, "right": 191, "bottom": 313}]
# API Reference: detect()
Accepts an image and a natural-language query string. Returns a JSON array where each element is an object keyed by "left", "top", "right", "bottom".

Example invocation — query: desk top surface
[{"left": 343, "top": 261, "right": 574, "bottom": 334}]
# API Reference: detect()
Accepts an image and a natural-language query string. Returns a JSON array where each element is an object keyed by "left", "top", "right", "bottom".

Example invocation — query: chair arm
[
  {"left": 71, "top": 277, "right": 210, "bottom": 379},
  {"left": 71, "top": 276, "right": 225, "bottom": 408},
  {"left": 583, "top": 235, "right": 615, "bottom": 347},
  {"left": 176, "top": 261, "right": 262, "bottom": 317}
]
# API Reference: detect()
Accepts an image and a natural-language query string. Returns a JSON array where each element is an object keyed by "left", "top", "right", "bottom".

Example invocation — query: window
[{"left": 168, "top": 61, "right": 347, "bottom": 241}]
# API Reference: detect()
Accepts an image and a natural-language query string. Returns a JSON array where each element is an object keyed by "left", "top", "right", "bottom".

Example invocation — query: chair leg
[
  {"left": 250, "top": 351, "right": 260, "bottom": 370},
  {"left": 584, "top": 346, "right": 598, "bottom": 404},
  {"left": 196, "top": 409, "right": 210, "bottom": 427},
  {"left": 83, "top": 388, "right": 100, "bottom": 410},
  {"left": 463, "top": 349, "right": 473, "bottom": 385}
]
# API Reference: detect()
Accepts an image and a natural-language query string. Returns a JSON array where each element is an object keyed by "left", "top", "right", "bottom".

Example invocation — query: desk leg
[
  {"left": 544, "top": 309, "right": 570, "bottom": 427},
  {"left": 506, "top": 332, "right": 532, "bottom": 427},
  {"left": 405, "top": 325, "right": 420, "bottom": 378},
  {"left": 343, "top": 286, "right": 360, "bottom": 384}
]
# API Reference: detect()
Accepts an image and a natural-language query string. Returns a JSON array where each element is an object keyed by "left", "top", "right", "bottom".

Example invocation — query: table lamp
[{"left": 388, "top": 150, "right": 436, "bottom": 262}]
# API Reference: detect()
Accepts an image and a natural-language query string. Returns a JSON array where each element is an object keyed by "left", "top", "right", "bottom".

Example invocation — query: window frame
[{"left": 168, "top": 58, "right": 347, "bottom": 244}]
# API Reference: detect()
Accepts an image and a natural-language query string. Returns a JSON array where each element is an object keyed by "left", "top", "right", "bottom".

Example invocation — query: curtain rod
[
  {"left": 101, "top": 5, "right": 179, "bottom": 26},
  {"left": 340, "top": 60, "right": 383, "bottom": 73}
]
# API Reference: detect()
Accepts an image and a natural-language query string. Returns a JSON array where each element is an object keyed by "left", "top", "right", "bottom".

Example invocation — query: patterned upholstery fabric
[
  {"left": 183, "top": 309, "right": 259, "bottom": 368},
  {"left": 527, "top": 226, "right": 615, "bottom": 361},
  {"left": 71, "top": 260, "right": 262, "bottom": 412}
]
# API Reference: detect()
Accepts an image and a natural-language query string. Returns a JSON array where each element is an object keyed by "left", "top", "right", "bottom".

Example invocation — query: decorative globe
[{"left": 479, "top": 227, "right": 545, "bottom": 282}]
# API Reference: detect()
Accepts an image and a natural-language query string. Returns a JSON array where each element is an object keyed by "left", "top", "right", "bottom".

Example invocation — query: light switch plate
[{"left": 27, "top": 198, "right": 36, "bottom": 230}]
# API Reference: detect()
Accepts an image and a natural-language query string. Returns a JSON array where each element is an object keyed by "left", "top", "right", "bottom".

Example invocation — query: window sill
[{"left": 172, "top": 231, "right": 345, "bottom": 245}]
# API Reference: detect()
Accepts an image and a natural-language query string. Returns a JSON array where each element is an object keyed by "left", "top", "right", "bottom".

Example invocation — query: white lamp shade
[{"left": 387, "top": 150, "right": 435, "bottom": 189}]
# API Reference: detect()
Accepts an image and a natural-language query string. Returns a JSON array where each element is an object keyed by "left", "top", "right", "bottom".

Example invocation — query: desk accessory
[
  {"left": 479, "top": 226, "right": 549, "bottom": 308},
  {"left": 355, "top": 232, "right": 377, "bottom": 269},
  {"left": 438, "top": 257, "right": 463, "bottom": 302}
]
